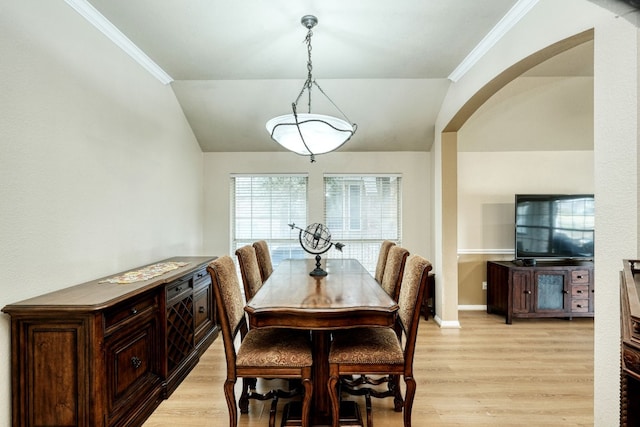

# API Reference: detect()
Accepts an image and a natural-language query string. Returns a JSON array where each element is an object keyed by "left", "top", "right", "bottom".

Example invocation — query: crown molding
[
  {"left": 448, "top": 0, "right": 539, "bottom": 82},
  {"left": 65, "top": 0, "right": 173, "bottom": 85}
]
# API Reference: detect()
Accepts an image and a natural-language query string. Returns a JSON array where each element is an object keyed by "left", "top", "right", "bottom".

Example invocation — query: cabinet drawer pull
[
  {"left": 130, "top": 308, "right": 138, "bottom": 315},
  {"left": 524, "top": 290, "right": 531, "bottom": 295},
  {"left": 131, "top": 356, "right": 142, "bottom": 369},
  {"left": 575, "top": 275, "right": 583, "bottom": 279},
  {"left": 176, "top": 286, "right": 183, "bottom": 292},
  {"left": 563, "top": 290, "right": 569, "bottom": 294},
  {"left": 576, "top": 289, "right": 583, "bottom": 294},
  {"left": 198, "top": 306, "right": 206, "bottom": 313}
]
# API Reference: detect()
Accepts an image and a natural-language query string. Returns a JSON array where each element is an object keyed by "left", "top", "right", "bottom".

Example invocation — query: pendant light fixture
[{"left": 266, "top": 15, "right": 357, "bottom": 163}]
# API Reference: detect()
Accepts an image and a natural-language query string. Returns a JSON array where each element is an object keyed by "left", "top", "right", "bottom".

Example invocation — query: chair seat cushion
[
  {"left": 329, "top": 327, "right": 404, "bottom": 365},
  {"left": 237, "top": 328, "right": 313, "bottom": 368}
]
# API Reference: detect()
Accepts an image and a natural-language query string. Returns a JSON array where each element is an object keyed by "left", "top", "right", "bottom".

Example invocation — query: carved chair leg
[
  {"left": 268, "top": 395, "right": 278, "bottom": 427},
  {"left": 327, "top": 371, "right": 341, "bottom": 427},
  {"left": 239, "top": 377, "right": 250, "bottom": 413},
  {"left": 391, "top": 374, "right": 403, "bottom": 412},
  {"left": 224, "top": 378, "right": 238, "bottom": 427},
  {"left": 365, "top": 390, "right": 373, "bottom": 427},
  {"left": 248, "top": 377, "right": 257, "bottom": 390},
  {"left": 301, "top": 374, "right": 313, "bottom": 427},
  {"left": 403, "top": 376, "right": 416, "bottom": 427}
]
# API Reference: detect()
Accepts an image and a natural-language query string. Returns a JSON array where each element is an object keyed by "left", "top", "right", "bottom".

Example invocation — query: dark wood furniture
[
  {"left": 487, "top": 260, "right": 594, "bottom": 324},
  {"left": 421, "top": 273, "right": 436, "bottom": 320},
  {"left": 2, "top": 256, "right": 218, "bottom": 427},
  {"left": 379, "top": 246, "right": 409, "bottom": 302},
  {"left": 328, "top": 255, "right": 433, "bottom": 427},
  {"left": 253, "top": 240, "right": 274, "bottom": 283},
  {"left": 374, "top": 240, "right": 395, "bottom": 283},
  {"left": 620, "top": 259, "right": 640, "bottom": 426},
  {"left": 208, "top": 256, "right": 313, "bottom": 427},
  {"left": 245, "top": 258, "right": 398, "bottom": 426}
]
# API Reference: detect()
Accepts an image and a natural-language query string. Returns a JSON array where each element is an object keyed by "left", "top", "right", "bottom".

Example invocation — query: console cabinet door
[
  {"left": 534, "top": 271, "right": 569, "bottom": 314},
  {"left": 511, "top": 270, "right": 532, "bottom": 314}
]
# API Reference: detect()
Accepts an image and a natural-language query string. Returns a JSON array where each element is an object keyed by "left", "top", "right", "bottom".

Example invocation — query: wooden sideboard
[
  {"left": 620, "top": 259, "right": 640, "bottom": 426},
  {"left": 2, "top": 256, "right": 218, "bottom": 427},
  {"left": 487, "top": 260, "right": 594, "bottom": 324}
]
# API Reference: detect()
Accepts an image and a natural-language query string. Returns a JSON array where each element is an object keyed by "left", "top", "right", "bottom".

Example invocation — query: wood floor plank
[{"left": 143, "top": 311, "right": 594, "bottom": 426}]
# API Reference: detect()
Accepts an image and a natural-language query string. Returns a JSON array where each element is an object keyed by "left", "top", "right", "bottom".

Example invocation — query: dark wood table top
[{"left": 245, "top": 258, "right": 398, "bottom": 330}]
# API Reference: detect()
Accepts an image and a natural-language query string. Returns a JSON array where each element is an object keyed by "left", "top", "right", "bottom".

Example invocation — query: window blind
[
  {"left": 231, "top": 174, "right": 308, "bottom": 267},
  {"left": 324, "top": 174, "right": 402, "bottom": 273}
]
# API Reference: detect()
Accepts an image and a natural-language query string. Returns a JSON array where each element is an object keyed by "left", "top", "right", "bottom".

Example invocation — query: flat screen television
[{"left": 515, "top": 194, "right": 594, "bottom": 261}]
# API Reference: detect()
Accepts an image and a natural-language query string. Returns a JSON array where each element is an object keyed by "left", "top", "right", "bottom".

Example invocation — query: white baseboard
[
  {"left": 458, "top": 305, "right": 487, "bottom": 311},
  {"left": 434, "top": 315, "right": 461, "bottom": 329}
]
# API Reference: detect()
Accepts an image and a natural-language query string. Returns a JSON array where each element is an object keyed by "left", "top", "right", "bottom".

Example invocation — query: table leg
[{"left": 311, "top": 330, "right": 330, "bottom": 425}]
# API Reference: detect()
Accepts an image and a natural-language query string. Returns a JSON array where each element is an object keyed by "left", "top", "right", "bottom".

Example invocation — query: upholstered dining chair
[
  {"left": 343, "top": 245, "right": 409, "bottom": 396},
  {"left": 380, "top": 246, "right": 410, "bottom": 302},
  {"left": 253, "top": 240, "right": 274, "bottom": 283},
  {"left": 327, "top": 255, "right": 433, "bottom": 427},
  {"left": 374, "top": 240, "right": 396, "bottom": 283},
  {"left": 207, "top": 256, "right": 313, "bottom": 427},
  {"left": 235, "top": 245, "right": 263, "bottom": 302}
]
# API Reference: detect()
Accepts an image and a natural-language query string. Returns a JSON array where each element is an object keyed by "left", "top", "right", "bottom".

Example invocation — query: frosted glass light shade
[{"left": 266, "top": 113, "right": 355, "bottom": 156}]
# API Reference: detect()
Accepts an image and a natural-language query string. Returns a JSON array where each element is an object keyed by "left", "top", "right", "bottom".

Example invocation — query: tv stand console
[{"left": 487, "top": 260, "right": 594, "bottom": 324}]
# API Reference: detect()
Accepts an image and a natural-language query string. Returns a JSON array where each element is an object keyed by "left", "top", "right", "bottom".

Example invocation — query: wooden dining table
[{"left": 244, "top": 258, "right": 399, "bottom": 426}]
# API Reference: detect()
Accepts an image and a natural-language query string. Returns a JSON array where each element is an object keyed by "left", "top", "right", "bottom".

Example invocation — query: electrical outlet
[{"left": 482, "top": 281, "right": 487, "bottom": 290}]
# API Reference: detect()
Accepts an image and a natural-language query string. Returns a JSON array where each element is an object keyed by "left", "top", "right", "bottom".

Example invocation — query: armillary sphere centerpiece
[{"left": 288, "top": 223, "right": 344, "bottom": 276}]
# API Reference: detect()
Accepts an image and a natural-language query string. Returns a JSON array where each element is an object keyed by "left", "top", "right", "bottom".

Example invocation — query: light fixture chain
[{"left": 305, "top": 28, "right": 314, "bottom": 113}]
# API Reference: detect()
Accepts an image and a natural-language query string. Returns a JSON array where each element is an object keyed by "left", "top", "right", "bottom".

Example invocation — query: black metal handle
[
  {"left": 130, "top": 307, "right": 138, "bottom": 315},
  {"left": 199, "top": 306, "right": 206, "bottom": 313},
  {"left": 524, "top": 290, "right": 531, "bottom": 295},
  {"left": 131, "top": 356, "right": 142, "bottom": 369}
]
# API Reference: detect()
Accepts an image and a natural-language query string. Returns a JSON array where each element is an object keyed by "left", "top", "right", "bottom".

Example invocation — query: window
[
  {"left": 231, "top": 174, "right": 308, "bottom": 267},
  {"left": 324, "top": 175, "right": 402, "bottom": 273}
]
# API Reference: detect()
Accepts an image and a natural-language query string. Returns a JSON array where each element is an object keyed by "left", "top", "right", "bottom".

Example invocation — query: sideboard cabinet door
[
  {"left": 104, "top": 293, "right": 162, "bottom": 426},
  {"left": 11, "top": 316, "right": 96, "bottom": 426}
]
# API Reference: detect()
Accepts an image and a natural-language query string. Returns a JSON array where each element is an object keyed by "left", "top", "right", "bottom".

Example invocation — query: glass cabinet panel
[{"left": 536, "top": 273, "right": 565, "bottom": 310}]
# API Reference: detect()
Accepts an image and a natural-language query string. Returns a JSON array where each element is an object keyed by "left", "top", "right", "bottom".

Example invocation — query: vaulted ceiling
[{"left": 78, "top": 0, "right": 605, "bottom": 153}]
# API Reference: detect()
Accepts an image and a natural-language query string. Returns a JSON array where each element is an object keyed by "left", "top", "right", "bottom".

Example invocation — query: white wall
[
  {"left": 0, "top": 2, "right": 205, "bottom": 424},
  {"left": 457, "top": 74, "right": 594, "bottom": 252},
  {"left": 592, "top": 17, "right": 639, "bottom": 425},
  {"left": 203, "top": 151, "right": 432, "bottom": 261},
  {"left": 458, "top": 151, "right": 594, "bottom": 252},
  {"left": 433, "top": 1, "right": 632, "bottom": 425}
]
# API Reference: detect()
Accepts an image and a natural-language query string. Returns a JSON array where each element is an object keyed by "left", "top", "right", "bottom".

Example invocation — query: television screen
[{"left": 515, "top": 194, "right": 594, "bottom": 260}]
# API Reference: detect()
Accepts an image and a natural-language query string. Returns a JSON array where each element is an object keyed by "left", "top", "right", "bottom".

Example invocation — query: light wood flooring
[{"left": 143, "top": 311, "right": 594, "bottom": 427}]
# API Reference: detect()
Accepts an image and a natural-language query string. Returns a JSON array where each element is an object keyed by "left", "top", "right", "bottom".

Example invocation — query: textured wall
[{"left": 0, "top": 2, "right": 205, "bottom": 424}]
